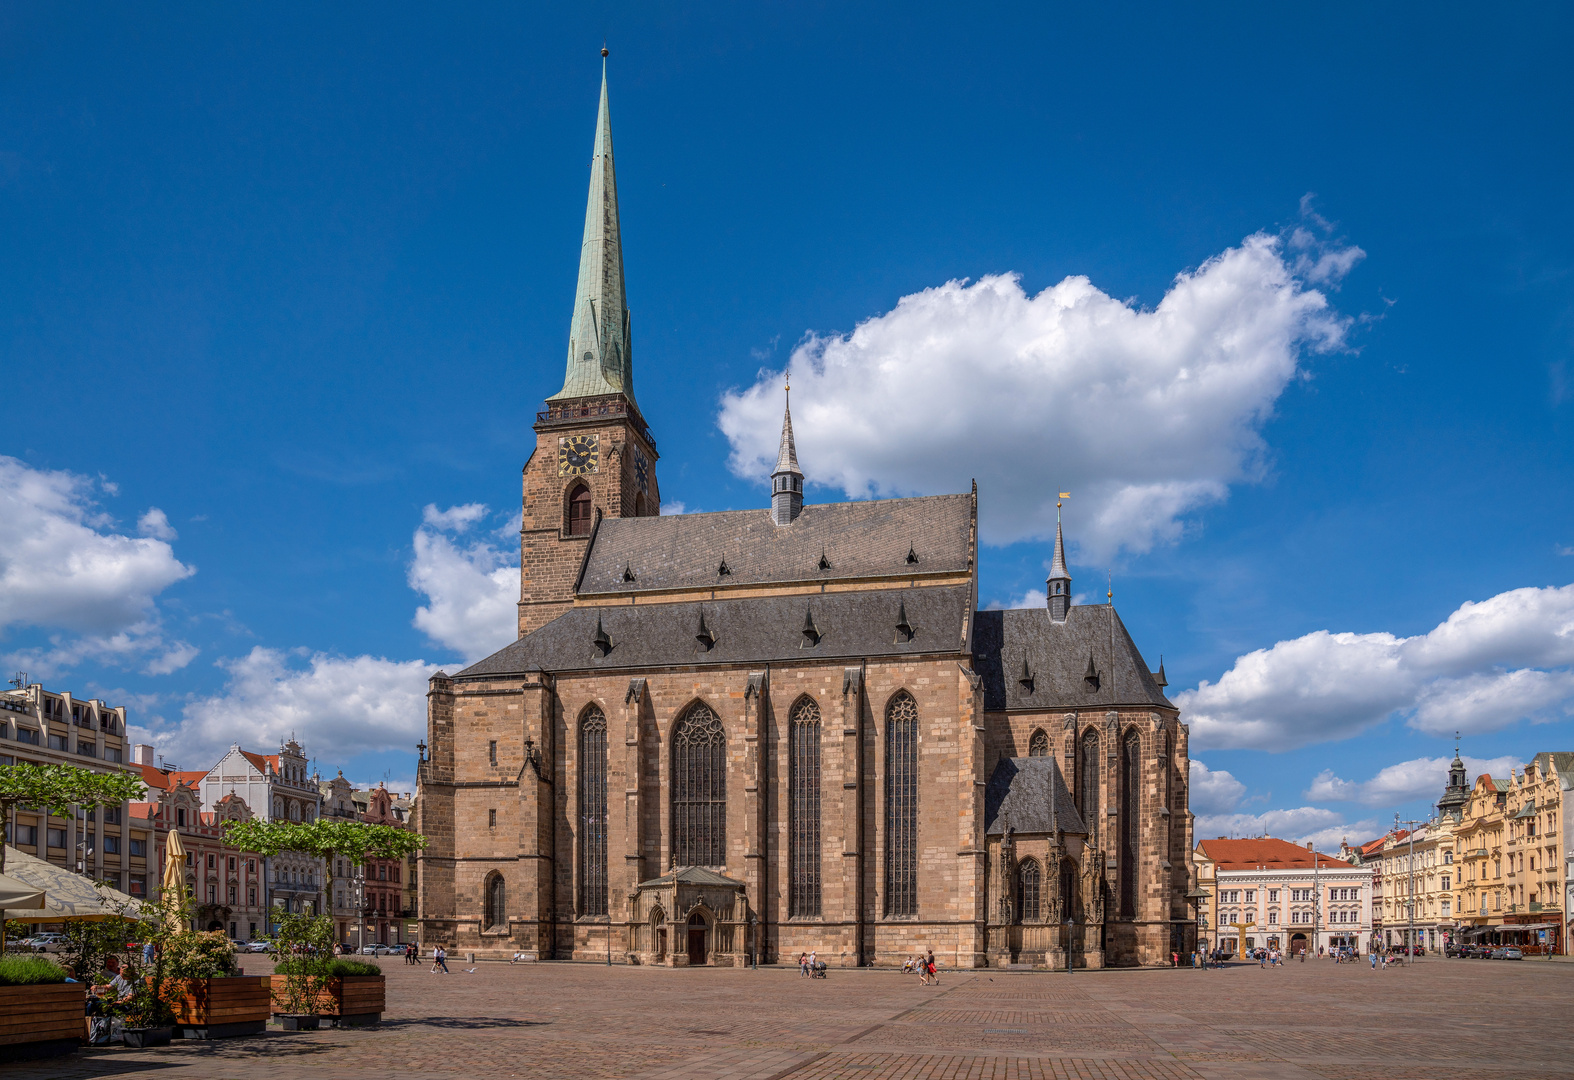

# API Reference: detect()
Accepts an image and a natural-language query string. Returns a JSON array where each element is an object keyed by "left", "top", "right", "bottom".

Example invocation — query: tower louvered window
[
  {"left": 1079, "top": 730, "right": 1100, "bottom": 848},
  {"left": 1018, "top": 857, "right": 1041, "bottom": 922},
  {"left": 1028, "top": 728, "right": 1049, "bottom": 757},
  {"left": 672, "top": 703, "right": 726, "bottom": 866},
  {"left": 789, "top": 697, "right": 822, "bottom": 917},
  {"left": 1120, "top": 729, "right": 1141, "bottom": 918},
  {"left": 884, "top": 691, "right": 919, "bottom": 917},
  {"left": 579, "top": 707, "right": 608, "bottom": 916}
]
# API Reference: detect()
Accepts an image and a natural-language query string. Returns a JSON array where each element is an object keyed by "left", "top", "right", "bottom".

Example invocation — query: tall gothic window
[
  {"left": 1018, "top": 857, "right": 1041, "bottom": 922},
  {"left": 789, "top": 696, "right": 822, "bottom": 918},
  {"left": 1079, "top": 730, "right": 1100, "bottom": 847},
  {"left": 884, "top": 691, "right": 919, "bottom": 917},
  {"left": 486, "top": 873, "right": 506, "bottom": 930},
  {"left": 1028, "top": 728, "right": 1049, "bottom": 757},
  {"left": 579, "top": 707, "right": 608, "bottom": 917},
  {"left": 1120, "top": 729, "right": 1141, "bottom": 918},
  {"left": 672, "top": 702, "right": 726, "bottom": 866},
  {"left": 567, "top": 483, "right": 593, "bottom": 536}
]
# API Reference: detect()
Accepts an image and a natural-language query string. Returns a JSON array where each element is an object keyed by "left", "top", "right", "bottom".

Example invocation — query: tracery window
[
  {"left": 1119, "top": 729, "right": 1141, "bottom": 918},
  {"left": 486, "top": 873, "right": 506, "bottom": 930},
  {"left": 1079, "top": 730, "right": 1100, "bottom": 847},
  {"left": 789, "top": 696, "right": 822, "bottom": 918},
  {"left": 884, "top": 691, "right": 919, "bottom": 917},
  {"left": 672, "top": 702, "right": 726, "bottom": 866},
  {"left": 579, "top": 707, "right": 608, "bottom": 916},
  {"left": 1018, "top": 857, "right": 1041, "bottom": 922},
  {"left": 1028, "top": 728, "right": 1049, "bottom": 757},
  {"left": 567, "top": 483, "right": 593, "bottom": 536}
]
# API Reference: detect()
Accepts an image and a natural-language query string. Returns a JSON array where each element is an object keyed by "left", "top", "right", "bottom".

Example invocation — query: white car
[
  {"left": 244, "top": 940, "right": 273, "bottom": 953},
  {"left": 359, "top": 943, "right": 397, "bottom": 956},
  {"left": 21, "top": 933, "right": 69, "bottom": 953}
]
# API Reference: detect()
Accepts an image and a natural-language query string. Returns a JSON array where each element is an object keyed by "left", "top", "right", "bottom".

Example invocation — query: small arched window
[
  {"left": 634, "top": 492, "right": 647, "bottom": 516},
  {"left": 486, "top": 873, "right": 506, "bottom": 930},
  {"left": 1028, "top": 728, "right": 1049, "bottom": 757},
  {"left": 1018, "top": 857, "right": 1041, "bottom": 922},
  {"left": 567, "top": 483, "right": 593, "bottom": 536}
]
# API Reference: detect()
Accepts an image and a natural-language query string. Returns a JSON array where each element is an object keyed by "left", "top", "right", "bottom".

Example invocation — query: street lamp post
[
  {"left": 1065, "top": 917, "right": 1075, "bottom": 974},
  {"left": 1396, "top": 815, "right": 1425, "bottom": 964}
]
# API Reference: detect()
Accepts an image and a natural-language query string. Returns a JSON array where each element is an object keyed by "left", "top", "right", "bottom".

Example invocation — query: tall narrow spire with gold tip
[
  {"left": 771, "top": 375, "right": 804, "bottom": 525},
  {"left": 1047, "top": 493, "right": 1072, "bottom": 622},
  {"left": 549, "top": 49, "right": 636, "bottom": 407}
]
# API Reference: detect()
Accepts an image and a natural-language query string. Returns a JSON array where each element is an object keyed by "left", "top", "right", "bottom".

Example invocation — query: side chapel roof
[{"left": 984, "top": 756, "right": 1087, "bottom": 837}]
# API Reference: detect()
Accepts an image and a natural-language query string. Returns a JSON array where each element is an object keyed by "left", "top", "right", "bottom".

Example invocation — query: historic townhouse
[
  {"left": 1453, "top": 771, "right": 1508, "bottom": 941},
  {"left": 1498, "top": 753, "right": 1571, "bottom": 954},
  {"left": 1373, "top": 822, "right": 1457, "bottom": 954},
  {"left": 416, "top": 60, "right": 1192, "bottom": 969},
  {"left": 1194, "top": 837, "right": 1371, "bottom": 956},
  {"left": 0, "top": 680, "right": 143, "bottom": 892}
]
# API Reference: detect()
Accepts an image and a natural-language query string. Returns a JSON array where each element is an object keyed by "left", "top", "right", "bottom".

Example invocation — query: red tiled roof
[
  {"left": 171, "top": 771, "right": 207, "bottom": 789},
  {"left": 238, "top": 750, "right": 279, "bottom": 775},
  {"left": 136, "top": 764, "right": 174, "bottom": 790},
  {"left": 1195, "top": 837, "right": 1343, "bottom": 871}
]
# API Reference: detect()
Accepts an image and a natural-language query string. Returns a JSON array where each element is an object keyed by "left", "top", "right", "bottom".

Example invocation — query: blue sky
[{"left": 3, "top": 3, "right": 1571, "bottom": 845}]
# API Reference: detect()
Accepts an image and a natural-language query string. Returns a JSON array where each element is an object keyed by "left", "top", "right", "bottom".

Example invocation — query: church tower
[{"left": 519, "top": 54, "right": 660, "bottom": 637}]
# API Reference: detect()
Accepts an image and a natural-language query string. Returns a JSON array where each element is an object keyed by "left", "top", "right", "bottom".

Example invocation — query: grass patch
[{"left": 0, "top": 954, "right": 69, "bottom": 986}]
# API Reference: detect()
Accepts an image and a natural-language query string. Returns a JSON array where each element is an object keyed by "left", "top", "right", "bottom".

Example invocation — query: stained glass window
[{"left": 673, "top": 702, "right": 726, "bottom": 866}]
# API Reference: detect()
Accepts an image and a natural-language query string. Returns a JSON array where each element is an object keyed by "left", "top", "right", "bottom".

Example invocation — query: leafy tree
[
  {"left": 222, "top": 818, "right": 426, "bottom": 923},
  {"left": 0, "top": 762, "right": 146, "bottom": 873}
]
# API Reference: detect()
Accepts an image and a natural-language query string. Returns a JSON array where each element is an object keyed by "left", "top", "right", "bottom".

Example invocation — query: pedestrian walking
[
  {"left": 432, "top": 945, "right": 450, "bottom": 974},
  {"left": 925, "top": 949, "right": 938, "bottom": 985}
]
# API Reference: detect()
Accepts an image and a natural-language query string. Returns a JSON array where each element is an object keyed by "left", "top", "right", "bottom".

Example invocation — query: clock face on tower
[
  {"left": 633, "top": 448, "right": 649, "bottom": 493},
  {"left": 558, "top": 434, "right": 599, "bottom": 477}
]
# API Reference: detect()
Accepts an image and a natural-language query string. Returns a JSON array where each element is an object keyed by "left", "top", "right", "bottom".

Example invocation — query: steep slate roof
[
  {"left": 460, "top": 585, "right": 971, "bottom": 677},
  {"left": 577, "top": 494, "right": 972, "bottom": 597},
  {"left": 971, "top": 604, "right": 1172, "bottom": 711},
  {"left": 1194, "top": 838, "right": 1341, "bottom": 871},
  {"left": 984, "top": 756, "right": 1086, "bottom": 837}
]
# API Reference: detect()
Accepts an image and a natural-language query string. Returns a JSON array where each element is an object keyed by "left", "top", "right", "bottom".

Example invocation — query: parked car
[
  {"left": 1500, "top": 947, "right": 1523, "bottom": 960},
  {"left": 245, "top": 939, "right": 273, "bottom": 953},
  {"left": 1489, "top": 947, "right": 1509, "bottom": 959},
  {"left": 359, "top": 943, "right": 397, "bottom": 956},
  {"left": 18, "top": 932, "right": 69, "bottom": 953}
]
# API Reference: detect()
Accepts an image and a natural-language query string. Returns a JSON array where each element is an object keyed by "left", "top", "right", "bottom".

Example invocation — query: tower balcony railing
[{"left": 536, "top": 396, "right": 655, "bottom": 448}]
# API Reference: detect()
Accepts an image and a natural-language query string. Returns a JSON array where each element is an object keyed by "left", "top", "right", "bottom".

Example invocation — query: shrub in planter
[
  {"left": 271, "top": 956, "right": 386, "bottom": 1026},
  {"left": 0, "top": 955, "right": 68, "bottom": 985},
  {"left": 265, "top": 912, "right": 335, "bottom": 1023}
]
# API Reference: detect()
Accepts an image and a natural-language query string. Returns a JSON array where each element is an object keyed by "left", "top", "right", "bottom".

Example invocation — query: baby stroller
[{"left": 810, "top": 960, "right": 828, "bottom": 979}]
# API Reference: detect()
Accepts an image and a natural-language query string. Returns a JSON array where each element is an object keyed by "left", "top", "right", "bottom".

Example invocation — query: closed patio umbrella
[{"left": 162, "top": 830, "right": 188, "bottom": 928}]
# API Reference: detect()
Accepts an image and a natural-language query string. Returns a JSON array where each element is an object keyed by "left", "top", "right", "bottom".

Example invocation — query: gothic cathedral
[{"left": 415, "top": 61, "right": 1194, "bottom": 968}]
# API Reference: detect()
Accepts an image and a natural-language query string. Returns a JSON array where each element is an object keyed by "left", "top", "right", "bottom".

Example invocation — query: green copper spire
[{"left": 549, "top": 56, "right": 636, "bottom": 406}]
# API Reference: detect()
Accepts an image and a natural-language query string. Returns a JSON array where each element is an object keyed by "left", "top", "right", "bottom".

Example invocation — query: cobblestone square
[{"left": 15, "top": 956, "right": 1574, "bottom": 1080}]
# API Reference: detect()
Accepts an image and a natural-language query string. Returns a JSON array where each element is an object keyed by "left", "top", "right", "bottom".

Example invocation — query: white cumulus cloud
[
  {"left": 134, "top": 647, "right": 436, "bottom": 768},
  {"left": 1189, "top": 761, "right": 1249, "bottom": 816},
  {"left": 1194, "top": 806, "right": 1382, "bottom": 851},
  {"left": 408, "top": 504, "right": 519, "bottom": 663},
  {"left": 0, "top": 457, "right": 197, "bottom": 675},
  {"left": 1306, "top": 754, "right": 1522, "bottom": 807},
  {"left": 0, "top": 456, "right": 194, "bottom": 635},
  {"left": 717, "top": 229, "right": 1360, "bottom": 558},
  {"left": 1179, "top": 583, "right": 1574, "bottom": 750}
]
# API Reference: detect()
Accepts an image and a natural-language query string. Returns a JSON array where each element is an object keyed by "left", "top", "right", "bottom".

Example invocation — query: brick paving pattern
[{"left": 11, "top": 956, "right": 1574, "bottom": 1080}]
